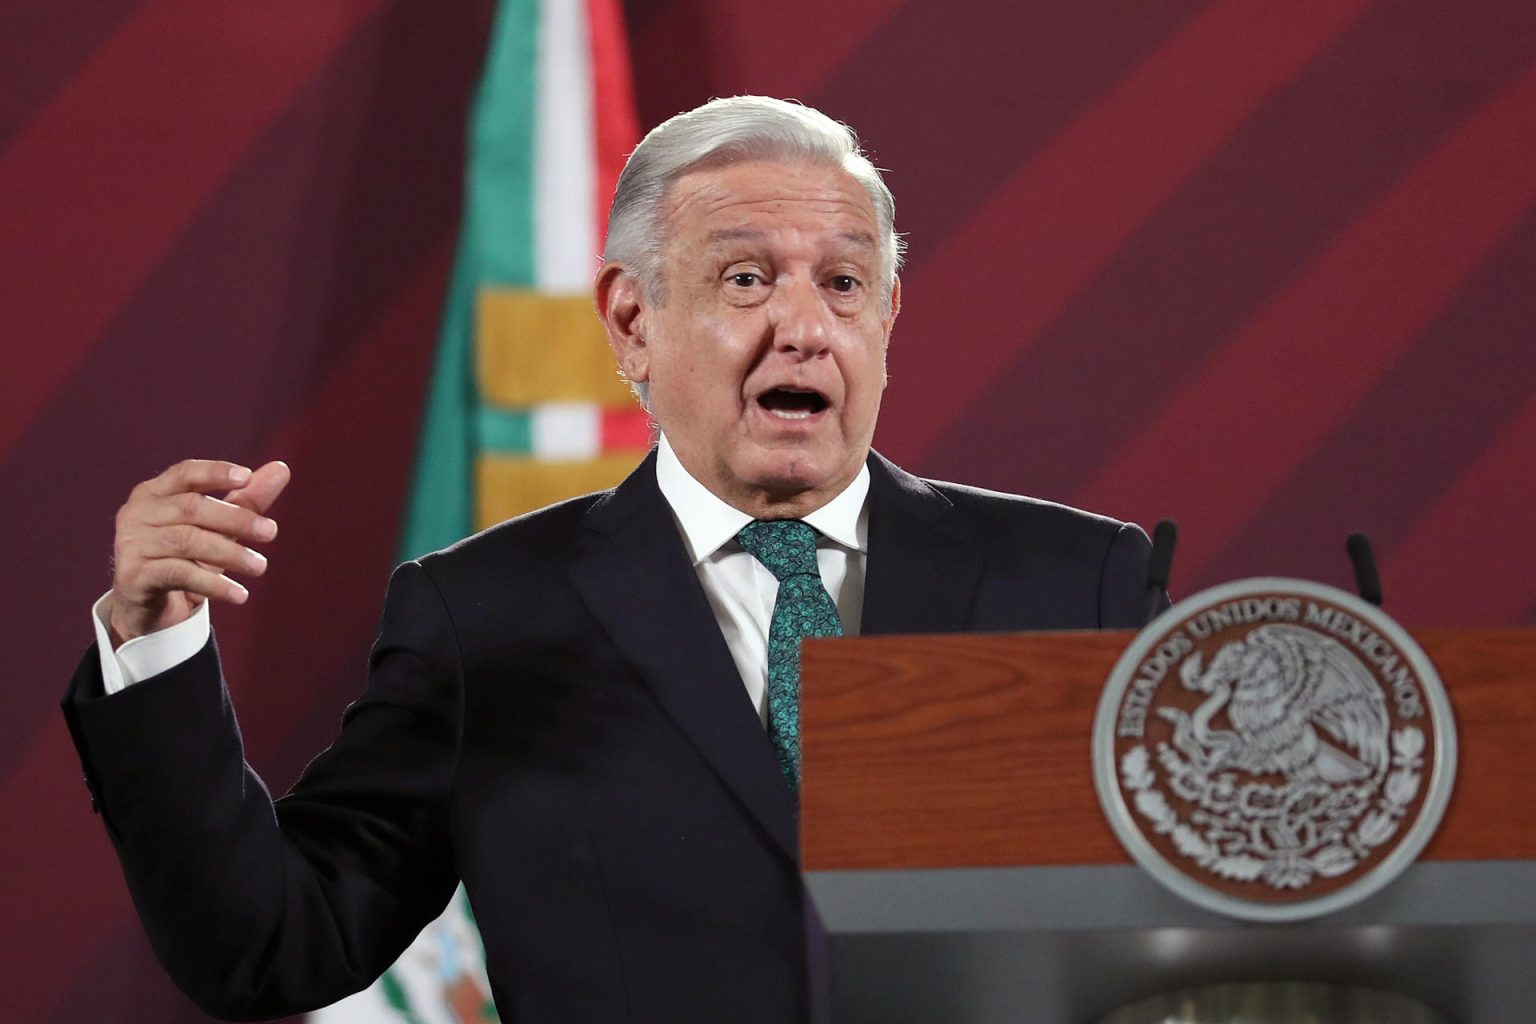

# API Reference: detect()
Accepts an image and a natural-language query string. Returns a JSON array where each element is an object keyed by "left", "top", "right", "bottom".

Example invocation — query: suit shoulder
[
  {"left": 921, "top": 476, "right": 1134, "bottom": 541},
  {"left": 410, "top": 490, "right": 606, "bottom": 583},
  {"left": 912, "top": 475, "right": 1156, "bottom": 629}
]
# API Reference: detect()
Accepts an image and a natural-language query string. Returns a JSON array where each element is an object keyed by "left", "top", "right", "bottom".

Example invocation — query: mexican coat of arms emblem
[{"left": 1093, "top": 578, "right": 1457, "bottom": 920}]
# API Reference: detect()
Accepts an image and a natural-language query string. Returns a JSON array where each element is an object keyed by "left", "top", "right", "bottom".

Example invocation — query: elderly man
[{"left": 65, "top": 97, "right": 1158, "bottom": 1023}]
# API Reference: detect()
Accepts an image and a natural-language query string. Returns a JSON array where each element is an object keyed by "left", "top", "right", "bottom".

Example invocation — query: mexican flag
[
  {"left": 311, "top": 1, "right": 640, "bottom": 1020},
  {"left": 400, "top": 0, "right": 646, "bottom": 564}
]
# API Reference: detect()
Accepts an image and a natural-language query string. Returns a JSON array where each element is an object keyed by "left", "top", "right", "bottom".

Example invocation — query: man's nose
[{"left": 766, "top": 277, "right": 831, "bottom": 355}]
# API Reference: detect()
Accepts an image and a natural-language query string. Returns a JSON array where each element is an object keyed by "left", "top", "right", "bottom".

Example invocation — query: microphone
[
  {"left": 1145, "top": 519, "right": 1178, "bottom": 624},
  {"left": 1347, "top": 532, "right": 1383, "bottom": 607}
]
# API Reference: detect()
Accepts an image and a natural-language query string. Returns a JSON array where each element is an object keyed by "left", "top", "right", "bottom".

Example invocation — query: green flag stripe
[
  {"left": 397, "top": 0, "right": 540, "bottom": 562},
  {"left": 377, "top": 969, "right": 428, "bottom": 1024},
  {"left": 397, "top": 236, "right": 478, "bottom": 562},
  {"left": 471, "top": 0, "right": 540, "bottom": 287},
  {"left": 475, "top": 406, "right": 534, "bottom": 454}
]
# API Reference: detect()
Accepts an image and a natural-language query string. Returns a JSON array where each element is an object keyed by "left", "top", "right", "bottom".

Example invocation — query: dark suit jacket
[{"left": 63, "top": 451, "right": 1157, "bottom": 1023}]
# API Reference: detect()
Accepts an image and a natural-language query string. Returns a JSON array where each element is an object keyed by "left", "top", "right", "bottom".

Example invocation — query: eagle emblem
[
  {"left": 1093, "top": 579, "right": 1456, "bottom": 921},
  {"left": 1161, "top": 624, "right": 1390, "bottom": 786}
]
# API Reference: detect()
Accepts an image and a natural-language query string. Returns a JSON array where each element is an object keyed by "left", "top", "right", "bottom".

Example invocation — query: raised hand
[{"left": 106, "top": 460, "right": 291, "bottom": 646}]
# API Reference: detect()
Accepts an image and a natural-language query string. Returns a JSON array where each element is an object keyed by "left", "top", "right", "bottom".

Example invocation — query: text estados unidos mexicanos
[{"left": 1116, "top": 598, "right": 1424, "bottom": 738}]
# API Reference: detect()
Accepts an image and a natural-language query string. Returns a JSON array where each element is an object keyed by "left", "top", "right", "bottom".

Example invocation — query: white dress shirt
[
  {"left": 654, "top": 434, "right": 867, "bottom": 723},
  {"left": 94, "top": 437, "right": 869, "bottom": 721}
]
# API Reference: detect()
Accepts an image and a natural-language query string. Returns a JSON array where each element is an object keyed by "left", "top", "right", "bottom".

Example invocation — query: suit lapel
[
  {"left": 570, "top": 453, "right": 799, "bottom": 862},
  {"left": 859, "top": 452, "right": 985, "bottom": 635}
]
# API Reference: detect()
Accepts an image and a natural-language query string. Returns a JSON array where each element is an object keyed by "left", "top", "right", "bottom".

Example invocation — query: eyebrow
[{"left": 836, "top": 231, "right": 879, "bottom": 253}]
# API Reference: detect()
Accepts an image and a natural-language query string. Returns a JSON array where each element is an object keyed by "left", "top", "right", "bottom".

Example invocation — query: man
[{"left": 65, "top": 97, "right": 1159, "bottom": 1022}]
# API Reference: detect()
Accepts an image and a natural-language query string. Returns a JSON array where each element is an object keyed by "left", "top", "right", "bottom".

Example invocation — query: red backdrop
[{"left": 4, "top": 2, "right": 1533, "bottom": 1020}]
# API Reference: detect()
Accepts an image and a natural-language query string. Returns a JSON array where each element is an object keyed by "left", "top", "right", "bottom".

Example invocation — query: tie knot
[{"left": 736, "top": 520, "right": 821, "bottom": 582}]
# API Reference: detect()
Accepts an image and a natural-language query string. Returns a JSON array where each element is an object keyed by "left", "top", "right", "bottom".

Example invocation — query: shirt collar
[{"left": 655, "top": 433, "right": 870, "bottom": 564}]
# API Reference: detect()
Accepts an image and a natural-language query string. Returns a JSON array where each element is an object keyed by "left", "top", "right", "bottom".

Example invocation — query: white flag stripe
[
  {"left": 534, "top": 0, "right": 596, "bottom": 291},
  {"left": 532, "top": 402, "right": 601, "bottom": 459}
]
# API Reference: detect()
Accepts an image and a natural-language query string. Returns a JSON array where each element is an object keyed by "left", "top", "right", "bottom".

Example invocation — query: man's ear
[
  {"left": 882, "top": 276, "right": 902, "bottom": 344},
  {"left": 595, "top": 262, "right": 650, "bottom": 385}
]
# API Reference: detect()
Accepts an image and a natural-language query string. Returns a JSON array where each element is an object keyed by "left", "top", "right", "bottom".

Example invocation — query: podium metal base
[
  {"left": 1096, "top": 982, "right": 1451, "bottom": 1024},
  {"left": 811, "top": 861, "right": 1536, "bottom": 1022}
]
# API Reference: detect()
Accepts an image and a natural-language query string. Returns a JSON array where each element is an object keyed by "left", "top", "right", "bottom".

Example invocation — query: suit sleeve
[
  {"left": 60, "top": 561, "right": 462, "bottom": 1019},
  {"left": 1097, "top": 522, "right": 1170, "bottom": 628}
]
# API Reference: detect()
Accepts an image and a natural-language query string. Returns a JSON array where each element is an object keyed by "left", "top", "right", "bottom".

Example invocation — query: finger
[
  {"left": 139, "top": 523, "right": 270, "bottom": 578},
  {"left": 143, "top": 492, "right": 277, "bottom": 544},
  {"left": 224, "top": 460, "right": 291, "bottom": 518},
  {"left": 135, "top": 559, "right": 250, "bottom": 605},
  {"left": 142, "top": 459, "right": 253, "bottom": 499}
]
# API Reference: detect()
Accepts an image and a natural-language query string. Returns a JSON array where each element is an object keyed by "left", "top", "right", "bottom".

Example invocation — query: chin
[{"left": 738, "top": 448, "right": 849, "bottom": 499}]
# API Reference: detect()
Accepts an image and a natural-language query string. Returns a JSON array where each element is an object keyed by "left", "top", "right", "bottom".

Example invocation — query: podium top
[{"left": 801, "top": 627, "right": 1536, "bottom": 872}]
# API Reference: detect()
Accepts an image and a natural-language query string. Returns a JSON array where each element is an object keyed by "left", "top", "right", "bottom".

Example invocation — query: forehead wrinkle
[
  {"left": 702, "top": 226, "right": 877, "bottom": 251},
  {"left": 704, "top": 226, "right": 765, "bottom": 246},
  {"left": 656, "top": 163, "right": 886, "bottom": 297},
  {"left": 685, "top": 175, "right": 875, "bottom": 220},
  {"left": 665, "top": 162, "right": 877, "bottom": 233}
]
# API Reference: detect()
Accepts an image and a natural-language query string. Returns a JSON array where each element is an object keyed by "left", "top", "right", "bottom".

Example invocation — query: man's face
[{"left": 605, "top": 159, "right": 899, "bottom": 518}]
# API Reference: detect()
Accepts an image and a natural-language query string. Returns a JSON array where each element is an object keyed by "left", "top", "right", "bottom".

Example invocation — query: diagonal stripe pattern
[
  {"left": 9, "top": 3, "right": 1536, "bottom": 1021},
  {"left": 736, "top": 520, "right": 844, "bottom": 793}
]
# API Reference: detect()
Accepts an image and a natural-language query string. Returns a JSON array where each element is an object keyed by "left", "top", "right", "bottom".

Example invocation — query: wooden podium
[{"left": 800, "top": 629, "right": 1536, "bottom": 1022}]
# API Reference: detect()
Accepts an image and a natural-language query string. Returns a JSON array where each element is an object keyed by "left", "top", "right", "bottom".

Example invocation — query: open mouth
[{"left": 757, "top": 387, "right": 829, "bottom": 421}]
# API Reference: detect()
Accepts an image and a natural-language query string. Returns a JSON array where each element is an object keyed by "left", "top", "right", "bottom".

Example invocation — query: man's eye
[
  {"left": 727, "top": 272, "right": 761, "bottom": 287},
  {"left": 828, "top": 275, "right": 859, "bottom": 293}
]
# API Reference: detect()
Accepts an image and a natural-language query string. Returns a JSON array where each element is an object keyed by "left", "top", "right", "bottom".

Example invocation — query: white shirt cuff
[{"left": 91, "top": 592, "right": 211, "bottom": 695}]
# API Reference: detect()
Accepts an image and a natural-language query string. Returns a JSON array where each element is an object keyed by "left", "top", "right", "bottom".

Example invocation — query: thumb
[{"left": 225, "top": 460, "right": 292, "bottom": 515}]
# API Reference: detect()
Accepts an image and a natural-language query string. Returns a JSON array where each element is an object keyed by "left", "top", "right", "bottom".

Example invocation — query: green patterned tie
[{"left": 736, "top": 519, "right": 844, "bottom": 794}]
